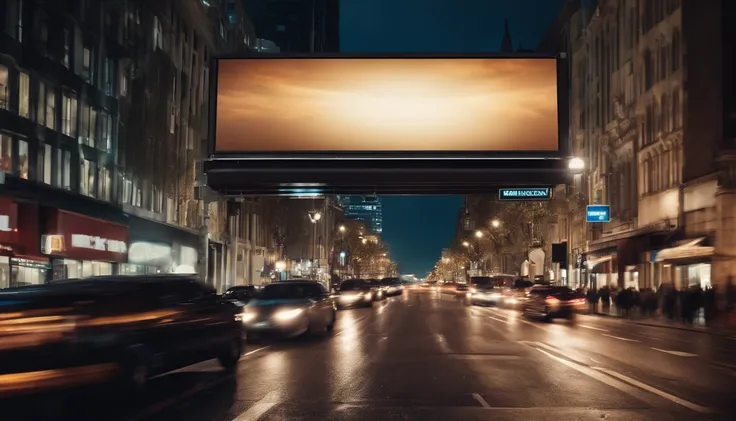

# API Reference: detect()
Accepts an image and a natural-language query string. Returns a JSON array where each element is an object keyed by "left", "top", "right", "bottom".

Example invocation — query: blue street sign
[
  {"left": 586, "top": 205, "right": 611, "bottom": 223},
  {"left": 498, "top": 187, "right": 553, "bottom": 201}
]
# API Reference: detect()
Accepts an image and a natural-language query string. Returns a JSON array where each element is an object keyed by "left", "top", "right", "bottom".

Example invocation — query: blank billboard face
[{"left": 214, "top": 57, "right": 559, "bottom": 152}]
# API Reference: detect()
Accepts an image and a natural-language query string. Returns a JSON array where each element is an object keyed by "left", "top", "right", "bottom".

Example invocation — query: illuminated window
[
  {"left": 62, "top": 93, "right": 77, "bottom": 137},
  {"left": 18, "top": 72, "right": 29, "bottom": 117},
  {"left": 18, "top": 140, "right": 28, "bottom": 179},
  {"left": 0, "top": 65, "right": 8, "bottom": 109}
]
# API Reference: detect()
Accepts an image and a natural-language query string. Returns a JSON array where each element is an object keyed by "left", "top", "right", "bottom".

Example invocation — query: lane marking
[
  {"left": 530, "top": 344, "right": 713, "bottom": 414},
  {"left": 487, "top": 315, "right": 512, "bottom": 325},
  {"left": 472, "top": 393, "right": 491, "bottom": 408},
  {"left": 242, "top": 346, "right": 270, "bottom": 358},
  {"left": 602, "top": 334, "right": 640, "bottom": 342},
  {"left": 650, "top": 348, "right": 698, "bottom": 357},
  {"left": 435, "top": 334, "right": 452, "bottom": 353},
  {"left": 232, "top": 402, "right": 277, "bottom": 421},
  {"left": 578, "top": 324, "right": 608, "bottom": 332},
  {"left": 592, "top": 366, "right": 713, "bottom": 413}
]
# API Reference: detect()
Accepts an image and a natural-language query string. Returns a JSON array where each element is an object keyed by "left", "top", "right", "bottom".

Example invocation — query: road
[{"left": 6, "top": 287, "right": 736, "bottom": 420}]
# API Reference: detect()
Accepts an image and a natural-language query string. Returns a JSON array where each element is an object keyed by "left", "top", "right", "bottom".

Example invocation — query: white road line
[
  {"left": 435, "top": 334, "right": 452, "bottom": 353},
  {"left": 242, "top": 346, "right": 270, "bottom": 358},
  {"left": 472, "top": 393, "right": 491, "bottom": 408},
  {"left": 578, "top": 324, "right": 608, "bottom": 332},
  {"left": 530, "top": 345, "right": 713, "bottom": 414},
  {"left": 232, "top": 402, "right": 277, "bottom": 421},
  {"left": 487, "top": 315, "right": 512, "bottom": 324},
  {"left": 602, "top": 334, "right": 640, "bottom": 342},
  {"left": 592, "top": 367, "right": 712, "bottom": 413},
  {"left": 650, "top": 348, "right": 698, "bottom": 357}
]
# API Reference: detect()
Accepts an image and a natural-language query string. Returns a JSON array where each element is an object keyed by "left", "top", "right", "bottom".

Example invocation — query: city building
[
  {"left": 544, "top": 0, "right": 735, "bottom": 297},
  {"left": 244, "top": 0, "right": 340, "bottom": 53},
  {"left": 338, "top": 195, "right": 383, "bottom": 235},
  {"left": 0, "top": 0, "right": 250, "bottom": 289}
]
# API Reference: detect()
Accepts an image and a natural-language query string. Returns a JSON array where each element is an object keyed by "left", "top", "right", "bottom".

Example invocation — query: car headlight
[
  {"left": 238, "top": 310, "right": 257, "bottom": 323},
  {"left": 273, "top": 308, "right": 305, "bottom": 322},
  {"left": 470, "top": 288, "right": 477, "bottom": 294},
  {"left": 364, "top": 292, "right": 372, "bottom": 300},
  {"left": 491, "top": 293, "right": 501, "bottom": 300}
]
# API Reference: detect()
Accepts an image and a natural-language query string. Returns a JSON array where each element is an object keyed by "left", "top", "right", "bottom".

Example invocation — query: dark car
[
  {"left": 337, "top": 279, "right": 375, "bottom": 308},
  {"left": 379, "top": 277, "right": 404, "bottom": 296},
  {"left": 521, "top": 285, "right": 586, "bottom": 321},
  {"left": 366, "top": 279, "right": 387, "bottom": 300},
  {"left": 223, "top": 285, "right": 257, "bottom": 304},
  {"left": 0, "top": 275, "right": 244, "bottom": 398},
  {"left": 241, "top": 281, "right": 336, "bottom": 338},
  {"left": 467, "top": 276, "right": 502, "bottom": 306}
]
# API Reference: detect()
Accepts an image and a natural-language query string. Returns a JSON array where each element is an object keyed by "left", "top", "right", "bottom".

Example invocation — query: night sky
[{"left": 340, "top": 0, "right": 561, "bottom": 276}]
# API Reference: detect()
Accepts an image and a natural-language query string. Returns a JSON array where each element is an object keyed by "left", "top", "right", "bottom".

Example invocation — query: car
[
  {"left": 521, "top": 285, "right": 586, "bottom": 321},
  {"left": 366, "top": 279, "right": 387, "bottom": 300},
  {"left": 0, "top": 274, "right": 244, "bottom": 398},
  {"left": 379, "top": 277, "right": 404, "bottom": 296},
  {"left": 467, "top": 276, "right": 502, "bottom": 306},
  {"left": 223, "top": 285, "right": 257, "bottom": 304},
  {"left": 241, "top": 281, "right": 336, "bottom": 338},
  {"left": 336, "top": 279, "right": 375, "bottom": 308}
]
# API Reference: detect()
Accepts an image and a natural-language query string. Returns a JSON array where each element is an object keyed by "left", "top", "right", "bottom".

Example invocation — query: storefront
[
  {"left": 40, "top": 208, "right": 129, "bottom": 279},
  {"left": 653, "top": 237, "right": 714, "bottom": 290},
  {"left": 121, "top": 215, "right": 199, "bottom": 275},
  {"left": 0, "top": 197, "right": 51, "bottom": 288}
]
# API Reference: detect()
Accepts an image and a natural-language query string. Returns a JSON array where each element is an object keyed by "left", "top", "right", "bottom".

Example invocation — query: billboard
[
  {"left": 212, "top": 55, "right": 561, "bottom": 154},
  {"left": 498, "top": 187, "right": 553, "bottom": 201}
]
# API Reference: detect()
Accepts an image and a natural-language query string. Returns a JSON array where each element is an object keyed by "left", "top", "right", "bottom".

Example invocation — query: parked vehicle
[{"left": 0, "top": 275, "right": 245, "bottom": 398}]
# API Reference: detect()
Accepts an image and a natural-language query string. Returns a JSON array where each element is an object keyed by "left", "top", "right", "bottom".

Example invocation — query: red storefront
[
  {"left": 41, "top": 209, "right": 129, "bottom": 280},
  {"left": 0, "top": 196, "right": 49, "bottom": 288}
]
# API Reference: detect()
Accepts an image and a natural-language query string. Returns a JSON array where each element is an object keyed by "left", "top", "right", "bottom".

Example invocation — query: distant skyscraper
[{"left": 338, "top": 196, "right": 383, "bottom": 234}]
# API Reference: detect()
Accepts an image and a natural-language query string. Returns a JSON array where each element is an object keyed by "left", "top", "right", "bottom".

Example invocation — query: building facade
[
  {"left": 338, "top": 195, "right": 383, "bottom": 235},
  {"left": 0, "top": 0, "right": 251, "bottom": 289},
  {"left": 545, "top": 0, "right": 736, "bottom": 298}
]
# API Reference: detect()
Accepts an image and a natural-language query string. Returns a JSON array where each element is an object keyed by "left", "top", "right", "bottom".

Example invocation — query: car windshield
[
  {"left": 258, "top": 283, "right": 321, "bottom": 300},
  {"left": 380, "top": 278, "right": 400, "bottom": 285},
  {"left": 470, "top": 277, "right": 493, "bottom": 286},
  {"left": 340, "top": 281, "right": 369, "bottom": 291}
]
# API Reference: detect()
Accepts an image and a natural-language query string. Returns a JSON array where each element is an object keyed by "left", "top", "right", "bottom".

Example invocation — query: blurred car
[
  {"left": 455, "top": 283, "right": 469, "bottom": 297},
  {"left": 467, "top": 276, "right": 502, "bottom": 306},
  {"left": 241, "top": 281, "right": 336, "bottom": 338},
  {"left": 521, "top": 285, "right": 586, "bottom": 321},
  {"left": 380, "top": 277, "right": 404, "bottom": 296},
  {"left": 0, "top": 275, "right": 244, "bottom": 398},
  {"left": 501, "top": 279, "right": 535, "bottom": 308},
  {"left": 222, "top": 285, "right": 257, "bottom": 304},
  {"left": 366, "top": 279, "right": 387, "bottom": 300},
  {"left": 336, "top": 279, "right": 375, "bottom": 308}
]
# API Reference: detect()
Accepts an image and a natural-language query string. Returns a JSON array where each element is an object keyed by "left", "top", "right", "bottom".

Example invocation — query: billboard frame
[{"left": 207, "top": 52, "right": 570, "bottom": 160}]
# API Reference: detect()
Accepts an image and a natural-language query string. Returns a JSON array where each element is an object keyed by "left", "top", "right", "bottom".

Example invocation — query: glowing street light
[
  {"left": 338, "top": 225, "right": 346, "bottom": 232},
  {"left": 475, "top": 230, "right": 483, "bottom": 238},
  {"left": 308, "top": 210, "right": 322, "bottom": 223},
  {"left": 491, "top": 219, "right": 501, "bottom": 228},
  {"left": 568, "top": 157, "right": 585, "bottom": 172},
  {"left": 462, "top": 241, "right": 470, "bottom": 247}
]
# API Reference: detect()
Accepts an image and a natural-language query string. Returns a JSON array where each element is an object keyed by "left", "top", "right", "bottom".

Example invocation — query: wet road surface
[{"left": 4, "top": 287, "right": 736, "bottom": 420}]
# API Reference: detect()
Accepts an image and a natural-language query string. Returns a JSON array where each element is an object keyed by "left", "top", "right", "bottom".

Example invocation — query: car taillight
[
  {"left": 545, "top": 296, "right": 560, "bottom": 304},
  {"left": 570, "top": 298, "right": 585, "bottom": 305}
]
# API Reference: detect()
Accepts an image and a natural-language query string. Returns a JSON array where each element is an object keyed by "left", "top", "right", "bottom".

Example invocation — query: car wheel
[
  {"left": 327, "top": 311, "right": 336, "bottom": 331},
  {"left": 218, "top": 337, "right": 243, "bottom": 371}
]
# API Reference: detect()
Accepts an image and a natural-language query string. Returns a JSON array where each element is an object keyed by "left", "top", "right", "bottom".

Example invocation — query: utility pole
[{"left": 310, "top": 0, "right": 316, "bottom": 53}]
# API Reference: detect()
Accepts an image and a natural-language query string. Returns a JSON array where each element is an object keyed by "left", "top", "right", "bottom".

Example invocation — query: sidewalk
[{"left": 589, "top": 302, "right": 736, "bottom": 336}]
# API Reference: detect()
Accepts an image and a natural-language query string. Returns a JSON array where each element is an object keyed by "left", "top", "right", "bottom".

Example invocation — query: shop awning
[{"left": 655, "top": 237, "right": 714, "bottom": 262}]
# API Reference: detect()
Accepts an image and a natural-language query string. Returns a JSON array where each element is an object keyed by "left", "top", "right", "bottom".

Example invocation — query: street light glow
[
  {"left": 475, "top": 230, "right": 483, "bottom": 238},
  {"left": 568, "top": 157, "right": 585, "bottom": 171},
  {"left": 338, "top": 225, "right": 346, "bottom": 232},
  {"left": 313, "top": 211, "right": 322, "bottom": 221},
  {"left": 491, "top": 219, "right": 501, "bottom": 228},
  {"left": 462, "top": 241, "right": 470, "bottom": 247}
]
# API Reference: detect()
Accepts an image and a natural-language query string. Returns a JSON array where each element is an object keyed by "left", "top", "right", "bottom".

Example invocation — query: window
[
  {"left": 98, "top": 166, "right": 111, "bottom": 201},
  {"left": 18, "top": 140, "right": 28, "bottom": 179},
  {"left": 37, "top": 81, "right": 45, "bottom": 126},
  {"left": 119, "top": 68, "right": 128, "bottom": 96},
  {"left": 153, "top": 16, "right": 163, "bottom": 50},
  {"left": 80, "top": 103, "right": 89, "bottom": 145},
  {"left": 0, "top": 134, "right": 11, "bottom": 173},
  {"left": 38, "top": 143, "right": 52, "bottom": 184},
  {"left": 0, "top": 65, "right": 8, "bottom": 109},
  {"left": 122, "top": 176, "right": 133, "bottom": 204},
  {"left": 103, "top": 58, "right": 115, "bottom": 95},
  {"left": 18, "top": 72, "right": 29, "bottom": 117},
  {"left": 99, "top": 113, "right": 112, "bottom": 151},
  {"left": 671, "top": 30, "right": 681, "bottom": 72},
  {"left": 643, "top": 49, "right": 653, "bottom": 90},
  {"left": 62, "top": 150, "right": 71, "bottom": 190},
  {"left": 82, "top": 47, "right": 91, "bottom": 80},
  {"left": 90, "top": 107, "right": 98, "bottom": 147},
  {"left": 672, "top": 90, "right": 681, "bottom": 128},
  {"left": 658, "top": 44, "right": 667, "bottom": 81},
  {"left": 80, "top": 159, "right": 97, "bottom": 197},
  {"left": 63, "top": 29, "right": 70, "bottom": 68},
  {"left": 62, "top": 93, "right": 77, "bottom": 137},
  {"left": 45, "top": 88, "right": 56, "bottom": 130}
]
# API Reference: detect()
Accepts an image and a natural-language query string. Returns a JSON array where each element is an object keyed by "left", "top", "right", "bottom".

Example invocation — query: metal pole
[{"left": 310, "top": 0, "right": 316, "bottom": 52}]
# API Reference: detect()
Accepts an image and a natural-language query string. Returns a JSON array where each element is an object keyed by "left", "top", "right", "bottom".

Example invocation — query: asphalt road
[{"left": 6, "top": 287, "right": 736, "bottom": 420}]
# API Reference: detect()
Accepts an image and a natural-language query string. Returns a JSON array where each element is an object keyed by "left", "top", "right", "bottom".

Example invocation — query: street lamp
[
  {"left": 338, "top": 225, "right": 346, "bottom": 232},
  {"left": 491, "top": 219, "right": 501, "bottom": 228},
  {"left": 475, "top": 230, "right": 483, "bottom": 238},
  {"left": 568, "top": 157, "right": 585, "bottom": 172},
  {"left": 462, "top": 241, "right": 470, "bottom": 247}
]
